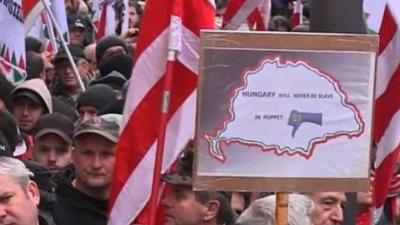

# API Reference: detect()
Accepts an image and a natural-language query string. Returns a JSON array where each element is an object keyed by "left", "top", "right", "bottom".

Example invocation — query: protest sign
[{"left": 194, "top": 31, "right": 378, "bottom": 192}]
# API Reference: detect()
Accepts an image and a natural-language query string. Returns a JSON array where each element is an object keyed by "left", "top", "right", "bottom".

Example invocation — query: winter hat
[
  {"left": 98, "top": 53, "right": 133, "bottom": 80},
  {"left": 96, "top": 36, "right": 128, "bottom": 63},
  {"left": 77, "top": 84, "right": 117, "bottom": 113}
]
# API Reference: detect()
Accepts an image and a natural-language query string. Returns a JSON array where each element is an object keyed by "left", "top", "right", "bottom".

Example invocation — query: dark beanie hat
[
  {"left": 77, "top": 84, "right": 117, "bottom": 113},
  {"left": 99, "top": 53, "right": 133, "bottom": 80},
  {"left": 25, "top": 36, "right": 44, "bottom": 53},
  {"left": 96, "top": 36, "right": 128, "bottom": 63}
]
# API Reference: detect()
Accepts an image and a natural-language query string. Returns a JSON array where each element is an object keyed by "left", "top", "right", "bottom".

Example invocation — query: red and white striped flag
[
  {"left": 370, "top": 0, "right": 400, "bottom": 216},
  {"left": 120, "top": 0, "right": 130, "bottom": 34},
  {"left": 223, "top": 0, "right": 271, "bottom": 31},
  {"left": 107, "top": 0, "right": 215, "bottom": 224},
  {"left": 290, "top": 0, "right": 303, "bottom": 29},
  {"left": 96, "top": 0, "right": 116, "bottom": 40}
]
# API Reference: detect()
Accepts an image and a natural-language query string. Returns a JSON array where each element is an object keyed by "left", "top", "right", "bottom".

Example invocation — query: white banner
[{"left": 0, "top": 0, "right": 26, "bottom": 84}]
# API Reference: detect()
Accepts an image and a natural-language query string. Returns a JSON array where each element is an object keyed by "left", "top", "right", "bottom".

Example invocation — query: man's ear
[
  {"left": 203, "top": 200, "right": 220, "bottom": 222},
  {"left": 26, "top": 181, "right": 40, "bottom": 206}
]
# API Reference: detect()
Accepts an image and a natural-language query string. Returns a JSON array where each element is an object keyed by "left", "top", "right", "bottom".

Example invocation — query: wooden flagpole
[{"left": 276, "top": 192, "right": 289, "bottom": 225}]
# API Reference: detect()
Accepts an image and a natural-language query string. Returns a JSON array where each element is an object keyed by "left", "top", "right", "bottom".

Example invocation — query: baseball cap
[
  {"left": 12, "top": 78, "right": 53, "bottom": 114},
  {"left": 74, "top": 114, "right": 122, "bottom": 143},
  {"left": 33, "top": 113, "right": 74, "bottom": 145},
  {"left": 13, "top": 90, "right": 43, "bottom": 106},
  {"left": 68, "top": 15, "right": 85, "bottom": 30},
  {"left": 53, "top": 44, "right": 85, "bottom": 63}
]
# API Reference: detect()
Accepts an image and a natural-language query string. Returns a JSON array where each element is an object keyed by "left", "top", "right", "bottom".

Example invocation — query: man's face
[
  {"left": 55, "top": 59, "right": 79, "bottom": 89},
  {"left": 162, "top": 186, "right": 205, "bottom": 225},
  {"left": 0, "top": 175, "right": 40, "bottom": 225},
  {"left": 69, "top": 27, "right": 85, "bottom": 45},
  {"left": 73, "top": 134, "right": 116, "bottom": 193},
  {"left": 78, "top": 106, "right": 98, "bottom": 124},
  {"left": 311, "top": 192, "right": 347, "bottom": 225},
  {"left": 33, "top": 133, "right": 72, "bottom": 174},
  {"left": 13, "top": 98, "right": 45, "bottom": 133}
]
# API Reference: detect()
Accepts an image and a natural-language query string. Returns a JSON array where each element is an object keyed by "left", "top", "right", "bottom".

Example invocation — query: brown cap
[{"left": 33, "top": 113, "right": 74, "bottom": 145}]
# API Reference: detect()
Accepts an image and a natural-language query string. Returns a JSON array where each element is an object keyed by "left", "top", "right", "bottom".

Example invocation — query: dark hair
[
  {"left": 216, "top": 0, "right": 228, "bottom": 10},
  {"left": 195, "top": 191, "right": 236, "bottom": 225},
  {"left": 26, "top": 51, "right": 44, "bottom": 80},
  {"left": 0, "top": 74, "right": 14, "bottom": 111},
  {"left": 128, "top": 0, "right": 143, "bottom": 17}
]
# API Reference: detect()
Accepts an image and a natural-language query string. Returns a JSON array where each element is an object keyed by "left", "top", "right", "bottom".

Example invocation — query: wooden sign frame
[{"left": 194, "top": 31, "right": 379, "bottom": 193}]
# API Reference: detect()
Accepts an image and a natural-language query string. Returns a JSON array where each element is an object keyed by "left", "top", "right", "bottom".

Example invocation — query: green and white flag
[{"left": 0, "top": 0, "right": 26, "bottom": 85}]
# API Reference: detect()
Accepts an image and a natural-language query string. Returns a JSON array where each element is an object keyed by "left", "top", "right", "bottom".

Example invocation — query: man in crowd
[
  {"left": 53, "top": 44, "right": 87, "bottom": 107},
  {"left": 76, "top": 84, "right": 117, "bottom": 123},
  {"left": 26, "top": 51, "right": 45, "bottom": 80},
  {"left": 161, "top": 150, "right": 236, "bottom": 225},
  {"left": 310, "top": 192, "right": 347, "bottom": 225},
  {"left": 32, "top": 113, "right": 74, "bottom": 174},
  {"left": 52, "top": 114, "right": 121, "bottom": 225},
  {"left": 235, "top": 194, "right": 314, "bottom": 225},
  {"left": 95, "top": 36, "right": 128, "bottom": 65},
  {"left": 12, "top": 78, "right": 53, "bottom": 135},
  {"left": 68, "top": 15, "right": 86, "bottom": 46},
  {"left": 0, "top": 156, "right": 49, "bottom": 225}
]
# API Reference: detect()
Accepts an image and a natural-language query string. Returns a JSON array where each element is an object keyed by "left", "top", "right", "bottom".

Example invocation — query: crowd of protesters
[{"left": 0, "top": 0, "right": 396, "bottom": 225}]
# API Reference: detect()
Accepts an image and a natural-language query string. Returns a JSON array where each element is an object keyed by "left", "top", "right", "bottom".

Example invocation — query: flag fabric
[
  {"left": 290, "top": 0, "right": 303, "bottom": 29},
  {"left": 50, "top": 0, "right": 69, "bottom": 43},
  {"left": 23, "top": 0, "right": 44, "bottom": 32},
  {"left": 107, "top": 0, "right": 215, "bottom": 224},
  {"left": 91, "top": 0, "right": 102, "bottom": 29},
  {"left": 96, "top": 0, "right": 116, "bottom": 41},
  {"left": 369, "top": 0, "right": 400, "bottom": 218},
  {"left": 120, "top": 0, "right": 130, "bottom": 34},
  {"left": 1, "top": 0, "right": 26, "bottom": 84},
  {"left": 223, "top": 0, "right": 270, "bottom": 31},
  {"left": 27, "top": 12, "right": 58, "bottom": 56}
]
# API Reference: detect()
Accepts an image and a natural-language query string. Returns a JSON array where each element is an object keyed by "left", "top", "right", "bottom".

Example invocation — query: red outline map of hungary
[{"left": 204, "top": 57, "right": 365, "bottom": 162}]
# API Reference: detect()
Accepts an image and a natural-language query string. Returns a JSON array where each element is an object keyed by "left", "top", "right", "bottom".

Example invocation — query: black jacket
[{"left": 52, "top": 166, "right": 108, "bottom": 225}]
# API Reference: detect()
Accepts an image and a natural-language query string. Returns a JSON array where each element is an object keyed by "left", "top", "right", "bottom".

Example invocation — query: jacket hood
[{"left": 12, "top": 78, "right": 52, "bottom": 113}]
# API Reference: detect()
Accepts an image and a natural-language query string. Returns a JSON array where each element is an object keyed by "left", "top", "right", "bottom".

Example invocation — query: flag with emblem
[{"left": 0, "top": 0, "right": 27, "bottom": 84}]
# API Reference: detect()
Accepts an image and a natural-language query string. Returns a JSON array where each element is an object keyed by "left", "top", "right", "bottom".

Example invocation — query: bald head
[{"left": 84, "top": 43, "right": 96, "bottom": 63}]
